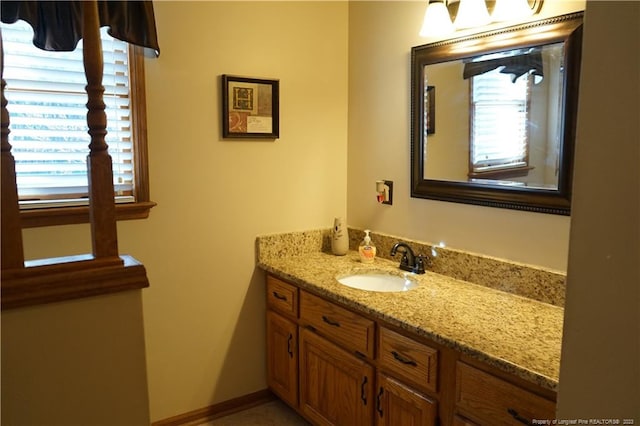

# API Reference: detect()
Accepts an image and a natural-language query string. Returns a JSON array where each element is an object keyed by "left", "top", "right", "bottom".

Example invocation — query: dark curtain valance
[
  {"left": 463, "top": 50, "right": 543, "bottom": 83},
  {"left": 1, "top": 1, "right": 160, "bottom": 56}
]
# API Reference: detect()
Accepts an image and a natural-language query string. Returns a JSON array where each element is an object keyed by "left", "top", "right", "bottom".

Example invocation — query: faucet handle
[{"left": 413, "top": 255, "right": 427, "bottom": 274}]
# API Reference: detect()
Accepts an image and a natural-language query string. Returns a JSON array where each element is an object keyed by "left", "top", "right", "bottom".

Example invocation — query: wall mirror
[{"left": 411, "top": 12, "right": 583, "bottom": 215}]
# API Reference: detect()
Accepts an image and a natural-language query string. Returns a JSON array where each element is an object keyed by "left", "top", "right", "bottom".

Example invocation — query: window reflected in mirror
[
  {"left": 411, "top": 12, "right": 583, "bottom": 215},
  {"left": 470, "top": 68, "right": 531, "bottom": 180},
  {"left": 422, "top": 42, "right": 565, "bottom": 191}
]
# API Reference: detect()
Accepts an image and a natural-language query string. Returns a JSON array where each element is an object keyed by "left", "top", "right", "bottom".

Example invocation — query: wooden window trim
[
  {"left": 20, "top": 201, "right": 157, "bottom": 228},
  {"left": 1, "top": 254, "right": 149, "bottom": 310},
  {"left": 129, "top": 46, "right": 152, "bottom": 204},
  {"left": 1, "top": 3, "right": 151, "bottom": 310},
  {"left": 17, "top": 45, "right": 155, "bottom": 228}
]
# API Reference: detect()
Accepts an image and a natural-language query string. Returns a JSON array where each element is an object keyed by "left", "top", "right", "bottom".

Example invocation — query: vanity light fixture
[
  {"left": 419, "top": 0, "right": 454, "bottom": 38},
  {"left": 492, "top": 0, "right": 536, "bottom": 21},
  {"left": 419, "top": 0, "right": 544, "bottom": 37},
  {"left": 454, "top": 0, "right": 491, "bottom": 29}
]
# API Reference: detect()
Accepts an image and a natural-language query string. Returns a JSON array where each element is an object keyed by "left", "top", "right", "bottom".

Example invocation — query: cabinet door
[
  {"left": 266, "top": 310, "right": 298, "bottom": 407},
  {"left": 376, "top": 373, "right": 437, "bottom": 426},
  {"left": 299, "top": 328, "right": 374, "bottom": 426}
]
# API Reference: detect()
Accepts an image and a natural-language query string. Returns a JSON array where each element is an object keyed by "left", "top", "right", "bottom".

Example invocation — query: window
[
  {"left": 469, "top": 69, "right": 531, "bottom": 179},
  {"left": 1, "top": 20, "right": 153, "bottom": 227}
]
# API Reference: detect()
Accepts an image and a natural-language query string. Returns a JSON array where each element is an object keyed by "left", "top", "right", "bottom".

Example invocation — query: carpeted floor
[{"left": 197, "top": 400, "right": 310, "bottom": 426}]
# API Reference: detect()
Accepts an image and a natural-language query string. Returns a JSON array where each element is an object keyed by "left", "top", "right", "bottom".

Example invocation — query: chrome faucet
[{"left": 390, "top": 242, "right": 426, "bottom": 274}]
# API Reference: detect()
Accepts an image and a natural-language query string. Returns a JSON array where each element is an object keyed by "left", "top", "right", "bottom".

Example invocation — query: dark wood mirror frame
[{"left": 411, "top": 12, "right": 583, "bottom": 215}]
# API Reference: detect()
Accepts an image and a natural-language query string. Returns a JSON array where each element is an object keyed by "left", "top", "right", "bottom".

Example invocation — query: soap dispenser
[{"left": 358, "top": 230, "right": 376, "bottom": 264}]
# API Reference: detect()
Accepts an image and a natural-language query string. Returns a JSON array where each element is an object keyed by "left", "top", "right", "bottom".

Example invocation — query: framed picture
[
  {"left": 425, "top": 85, "right": 435, "bottom": 135},
  {"left": 222, "top": 75, "right": 279, "bottom": 138}
]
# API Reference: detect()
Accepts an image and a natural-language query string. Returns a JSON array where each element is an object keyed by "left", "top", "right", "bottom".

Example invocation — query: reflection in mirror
[
  {"left": 424, "top": 43, "right": 564, "bottom": 190},
  {"left": 411, "top": 12, "right": 583, "bottom": 215}
]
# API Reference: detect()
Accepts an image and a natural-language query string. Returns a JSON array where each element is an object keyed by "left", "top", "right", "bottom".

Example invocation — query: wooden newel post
[
  {"left": 1, "top": 31, "right": 26, "bottom": 270},
  {"left": 82, "top": 0, "right": 120, "bottom": 260}
]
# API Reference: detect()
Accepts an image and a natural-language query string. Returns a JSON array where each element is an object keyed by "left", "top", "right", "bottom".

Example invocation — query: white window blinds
[
  {"left": 470, "top": 69, "right": 529, "bottom": 171},
  {"left": 2, "top": 19, "right": 134, "bottom": 209}
]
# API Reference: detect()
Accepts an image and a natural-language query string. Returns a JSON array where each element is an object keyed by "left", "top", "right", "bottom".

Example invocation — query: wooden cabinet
[
  {"left": 266, "top": 311, "right": 298, "bottom": 407},
  {"left": 299, "top": 328, "right": 374, "bottom": 425},
  {"left": 266, "top": 277, "right": 299, "bottom": 407},
  {"left": 376, "top": 373, "right": 437, "bottom": 426},
  {"left": 267, "top": 275, "right": 298, "bottom": 319},
  {"left": 455, "top": 362, "right": 556, "bottom": 426},
  {"left": 300, "top": 291, "right": 375, "bottom": 359},
  {"left": 377, "top": 327, "right": 439, "bottom": 426},
  {"left": 379, "top": 327, "right": 439, "bottom": 394},
  {"left": 265, "top": 274, "right": 556, "bottom": 426},
  {"left": 453, "top": 415, "right": 480, "bottom": 426}
]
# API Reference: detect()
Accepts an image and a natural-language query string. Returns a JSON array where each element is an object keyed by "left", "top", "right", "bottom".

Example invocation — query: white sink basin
[{"left": 336, "top": 271, "right": 418, "bottom": 292}]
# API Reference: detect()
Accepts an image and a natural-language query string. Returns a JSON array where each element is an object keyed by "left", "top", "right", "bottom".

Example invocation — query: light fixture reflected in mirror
[{"left": 419, "top": 0, "right": 543, "bottom": 37}]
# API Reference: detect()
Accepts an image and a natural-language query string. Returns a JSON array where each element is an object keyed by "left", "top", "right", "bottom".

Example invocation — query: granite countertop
[{"left": 258, "top": 249, "right": 563, "bottom": 392}]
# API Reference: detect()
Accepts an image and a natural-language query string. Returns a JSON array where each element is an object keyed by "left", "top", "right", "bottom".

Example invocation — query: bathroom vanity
[{"left": 258, "top": 230, "right": 564, "bottom": 426}]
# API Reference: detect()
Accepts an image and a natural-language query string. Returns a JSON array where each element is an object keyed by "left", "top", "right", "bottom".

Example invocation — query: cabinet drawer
[
  {"left": 456, "top": 362, "right": 556, "bottom": 426},
  {"left": 453, "top": 415, "right": 479, "bottom": 426},
  {"left": 267, "top": 275, "right": 298, "bottom": 318},
  {"left": 379, "top": 327, "right": 438, "bottom": 393},
  {"left": 300, "top": 291, "right": 375, "bottom": 358}
]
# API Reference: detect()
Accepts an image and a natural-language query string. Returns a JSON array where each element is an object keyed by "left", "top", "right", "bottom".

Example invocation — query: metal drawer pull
[
  {"left": 360, "top": 376, "right": 368, "bottom": 405},
  {"left": 376, "top": 387, "right": 384, "bottom": 417},
  {"left": 391, "top": 351, "right": 418, "bottom": 366},
  {"left": 322, "top": 315, "right": 341, "bottom": 327},
  {"left": 287, "top": 333, "right": 294, "bottom": 358},
  {"left": 272, "top": 292, "right": 287, "bottom": 301},
  {"left": 507, "top": 408, "right": 531, "bottom": 425}
]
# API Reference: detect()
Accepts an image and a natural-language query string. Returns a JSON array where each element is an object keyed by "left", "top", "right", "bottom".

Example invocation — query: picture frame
[
  {"left": 425, "top": 85, "right": 435, "bottom": 135},
  {"left": 222, "top": 75, "right": 280, "bottom": 138}
]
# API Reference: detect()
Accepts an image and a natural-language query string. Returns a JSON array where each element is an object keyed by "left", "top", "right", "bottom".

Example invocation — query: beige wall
[
  {"left": 6, "top": 0, "right": 638, "bottom": 423},
  {"left": 558, "top": 1, "right": 640, "bottom": 418},
  {"left": 11, "top": 1, "right": 349, "bottom": 423},
  {"left": 137, "top": 2, "right": 347, "bottom": 420},
  {"left": 347, "top": 0, "right": 585, "bottom": 272},
  {"left": 1, "top": 291, "right": 151, "bottom": 425},
  {"left": 422, "top": 61, "right": 469, "bottom": 182}
]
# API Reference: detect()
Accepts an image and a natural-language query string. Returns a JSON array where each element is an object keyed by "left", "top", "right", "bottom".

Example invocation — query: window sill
[
  {"left": 468, "top": 166, "right": 534, "bottom": 180},
  {"left": 1, "top": 254, "right": 150, "bottom": 310},
  {"left": 20, "top": 201, "right": 157, "bottom": 228}
]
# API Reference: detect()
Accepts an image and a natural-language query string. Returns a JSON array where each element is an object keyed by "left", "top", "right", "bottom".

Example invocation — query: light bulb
[
  {"left": 492, "top": 0, "right": 534, "bottom": 21},
  {"left": 454, "top": 0, "right": 491, "bottom": 29},
  {"left": 419, "top": 0, "right": 454, "bottom": 37}
]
